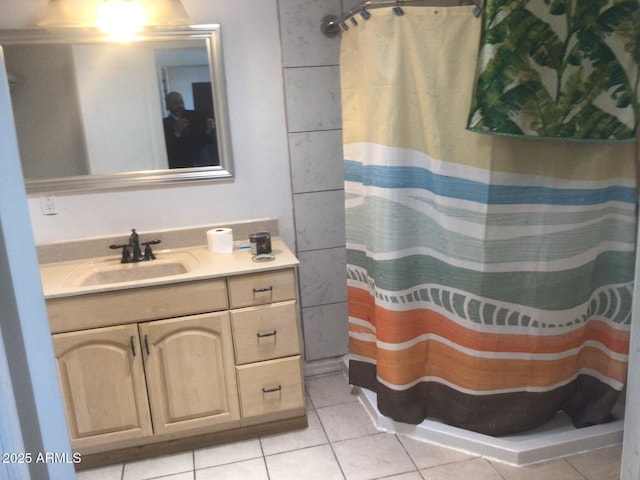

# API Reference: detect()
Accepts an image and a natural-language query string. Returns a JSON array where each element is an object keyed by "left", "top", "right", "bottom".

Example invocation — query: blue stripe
[{"left": 344, "top": 160, "right": 637, "bottom": 206}]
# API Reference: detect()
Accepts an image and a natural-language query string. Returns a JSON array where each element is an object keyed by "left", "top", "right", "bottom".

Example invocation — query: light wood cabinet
[
  {"left": 52, "top": 324, "right": 153, "bottom": 450},
  {"left": 227, "top": 269, "right": 297, "bottom": 308},
  {"left": 236, "top": 356, "right": 305, "bottom": 424},
  {"left": 228, "top": 270, "right": 305, "bottom": 425},
  {"left": 140, "top": 312, "right": 239, "bottom": 436},
  {"left": 230, "top": 301, "right": 300, "bottom": 365},
  {"left": 47, "top": 262, "right": 306, "bottom": 466}
]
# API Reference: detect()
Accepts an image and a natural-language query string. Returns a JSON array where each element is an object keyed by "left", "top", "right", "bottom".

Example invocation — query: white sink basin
[{"left": 62, "top": 251, "right": 200, "bottom": 287}]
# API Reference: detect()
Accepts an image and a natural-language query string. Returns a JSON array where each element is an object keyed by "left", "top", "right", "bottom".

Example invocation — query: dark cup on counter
[{"left": 249, "top": 232, "right": 272, "bottom": 255}]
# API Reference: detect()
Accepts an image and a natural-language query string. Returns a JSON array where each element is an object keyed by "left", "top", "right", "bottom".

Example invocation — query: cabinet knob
[
  {"left": 262, "top": 385, "right": 282, "bottom": 394},
  {"left": 257, "top": 330, "right": 277, "bottom": 338},
  {"left": 252, "top": 286, "right": 273, "bottom": 294}
]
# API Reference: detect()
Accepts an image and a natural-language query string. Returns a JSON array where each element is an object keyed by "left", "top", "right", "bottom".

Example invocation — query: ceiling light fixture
[
  {"left": 36, "top": 0, "right": 81, "bottom": 27},
  {"left": 36, "top": 0, "right": 192, "bottom": 33},
  {"left": 95, "top": 0, "right": 147, "bottom": 38},
  {"left": 150, "top": 0, "right": 191, "bottom": 25}
]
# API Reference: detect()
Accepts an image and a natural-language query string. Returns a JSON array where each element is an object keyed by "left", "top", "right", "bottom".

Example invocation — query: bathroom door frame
[{"left": 0, "top": 46, "right": 75, "bottom": 480}]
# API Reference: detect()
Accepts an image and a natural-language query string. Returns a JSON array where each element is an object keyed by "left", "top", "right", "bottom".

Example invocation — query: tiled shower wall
[{"left": 278, "top": 0, "right": 357, "bottom": 362}]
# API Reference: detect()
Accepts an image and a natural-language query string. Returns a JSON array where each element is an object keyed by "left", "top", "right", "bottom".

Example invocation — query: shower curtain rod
[{"left": 321, "top": 0, "right": 481, "bottom": 38}]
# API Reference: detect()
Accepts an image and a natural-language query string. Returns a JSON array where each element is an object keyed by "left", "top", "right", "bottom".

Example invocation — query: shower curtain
[{"left": 343, "top": 5, "right": 638, "bottom": 436}]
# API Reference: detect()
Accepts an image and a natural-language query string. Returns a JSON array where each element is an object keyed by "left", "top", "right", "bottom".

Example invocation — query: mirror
[{"left": 0, "top": 25, "right": 233, "bottom": 193}]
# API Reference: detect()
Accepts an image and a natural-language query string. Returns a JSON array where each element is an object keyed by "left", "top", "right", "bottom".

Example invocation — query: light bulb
[{"left": 96, "top": 0, "right": 147, "bottom": 39}]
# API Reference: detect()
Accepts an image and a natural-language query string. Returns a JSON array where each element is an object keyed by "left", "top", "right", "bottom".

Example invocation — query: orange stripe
[
  {"left": 349, "top": 323, "right": 374, "bottom": 335},
  {"left": 348, "top": 287, "right": 630, "bottom": 354},
  {"left": 350, "top": 337, "right": 627, "bottom": 391},
  {"left": 350, "top": 336, "right": 377, "bottom": 359}
]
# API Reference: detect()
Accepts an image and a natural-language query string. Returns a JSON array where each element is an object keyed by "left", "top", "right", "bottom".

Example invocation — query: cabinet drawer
[
  {"left": 47, "top": 279, "right": 228, "bottom": 333},
  {"left": 231, "top": 301, "right": 300, "bottom": 365},
  {"left": 227, "top": 269, "right": 296, "bottom": 309},
  {"left": 236, "top": 356, "right": 304, "bottom": 421}
]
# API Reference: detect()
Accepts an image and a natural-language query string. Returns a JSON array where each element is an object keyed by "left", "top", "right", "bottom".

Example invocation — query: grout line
[
  {"left": 303, "top": 376, "right": 349, "bottom": 479},
  {"left": 563, "top": 457, "right": 591, "bottom": 480},
  {"left": 314, "top": 399, "right": 348, "bottom": 480},
  {"left": 396, "top": 433, "right": 421, "bottom": 474}
]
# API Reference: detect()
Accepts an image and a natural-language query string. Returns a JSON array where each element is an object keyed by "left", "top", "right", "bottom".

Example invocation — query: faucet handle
[
  {"left": 143, "top": 244, "right": 156, "bottom": 261},
  {"left": 141, "top": 239, "right": 161, "bottom": 261},
  {"left": 109, "top": 243, "right": 131, "bottom": 263}
]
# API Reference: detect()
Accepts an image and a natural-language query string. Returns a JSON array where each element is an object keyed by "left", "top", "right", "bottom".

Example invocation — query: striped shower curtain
[{"left": 342, "top": 5, "right": 638, "bottom": 436}]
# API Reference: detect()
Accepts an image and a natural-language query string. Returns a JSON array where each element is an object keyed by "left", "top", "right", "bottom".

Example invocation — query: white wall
[{"left": 0, "top": 0, "right": 296, "bottom": 250}]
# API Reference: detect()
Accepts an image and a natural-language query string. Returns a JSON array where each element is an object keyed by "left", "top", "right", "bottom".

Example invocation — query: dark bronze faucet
[{"left": 109, "top": 229, "right": 161, "bottom": 263}]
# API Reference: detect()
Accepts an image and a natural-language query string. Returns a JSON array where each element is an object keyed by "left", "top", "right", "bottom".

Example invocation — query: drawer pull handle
[
  {"left": 130, "top": 336, "right": 136, "bottom": 357},
  {"left": 257, "top": 330, "right": 277, "bottom": 338},
  {"left": 262, "top": 385, "right": 282, "bottom": 394},
  {"left": 253, "top": 286, "right": 273, "bottom": 294}
]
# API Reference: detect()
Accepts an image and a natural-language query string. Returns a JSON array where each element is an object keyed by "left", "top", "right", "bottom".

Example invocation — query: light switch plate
[{"left": 40, "top": 194, "right": 58, "bottom": 215}]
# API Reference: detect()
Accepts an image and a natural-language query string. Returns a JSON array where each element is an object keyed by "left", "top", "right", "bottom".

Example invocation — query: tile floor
[{"left": 76, "top": 372, "right": 622, "bottom": 480}]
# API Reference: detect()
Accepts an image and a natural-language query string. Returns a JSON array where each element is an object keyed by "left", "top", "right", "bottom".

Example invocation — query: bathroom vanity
[{"left": 39, "top": 235, "right": 305, "bottom": 469}]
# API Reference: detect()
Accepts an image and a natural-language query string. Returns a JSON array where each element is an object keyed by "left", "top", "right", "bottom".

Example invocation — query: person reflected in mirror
[{"left": 163, "top": 91, "right": 218, "bottom": 169}]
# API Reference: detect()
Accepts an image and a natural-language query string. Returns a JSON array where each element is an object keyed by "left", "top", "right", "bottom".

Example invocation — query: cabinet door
[
  {"left": 52, "top": 324, "right": 153, "bottom": 450},
  {"left": 140, "top": 312, "right": 240, "bottom": 435}
]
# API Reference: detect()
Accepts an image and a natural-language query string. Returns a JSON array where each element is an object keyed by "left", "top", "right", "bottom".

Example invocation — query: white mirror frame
[{"left": 0, "top": 24, "right": 234, "bottom": 193}]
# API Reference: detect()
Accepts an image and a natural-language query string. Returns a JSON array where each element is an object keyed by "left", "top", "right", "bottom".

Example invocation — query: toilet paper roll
[{"left": 207, "top": 228, "right": 233, "bottom": 254}]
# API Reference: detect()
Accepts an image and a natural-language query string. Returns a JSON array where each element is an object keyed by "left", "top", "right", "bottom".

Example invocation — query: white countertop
[{"left": 41, "top": 237, "right": 299, "bottom": 299}]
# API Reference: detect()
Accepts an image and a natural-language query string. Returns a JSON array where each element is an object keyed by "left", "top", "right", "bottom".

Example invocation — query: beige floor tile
[
  {"left": 383, "top": 473, "right": 425, "bottom": 480},
  {"left": 333, "top": 433, "right": 416, "bottom": 480},
  {"left": 194, "top": 438, "right": 262, "bottom": 470},
  {"left": 154, "top": 473, "right": 194, "bottom": 480},
  {"left": 317, "top": 401, "right": 379, "bottom": 442},
  {"left": 196, "top": 457, "right": 268, "bottom": 480},
  {"left": 398, "top": 434, "right": 477, "bottom": 469},
  {"left": 565, "top": 445, "right": 622, "bottom": 480},
  {"left": 306, "top": 373, "right": 358, "bottom": 408},
  {"left": 491, "top": 458, "right": 587, "bottom": 480},
  {"left": 420, "top": 458, "right": 502, "bottom": 480},
  {"left": 260, "top": 410, "right": 329, "bottom": 455},
  {"left": 122, "top": 451, "right": 193, "bottom": 480},
  {"left": 76, "top": 463, "right": 123, "bottom": 480},
  {"left": 265, "top": 444, "right": 344, "bottom": 480}
]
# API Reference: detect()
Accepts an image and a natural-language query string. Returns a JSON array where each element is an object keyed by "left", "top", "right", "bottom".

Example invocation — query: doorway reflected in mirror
[{"left": 162, "top": 90, "right": 219, "bottom": 168}]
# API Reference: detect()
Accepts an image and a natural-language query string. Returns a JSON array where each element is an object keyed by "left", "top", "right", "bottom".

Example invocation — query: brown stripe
[{"left": 349, "top": 360, "right": 622, "bottom": 436}]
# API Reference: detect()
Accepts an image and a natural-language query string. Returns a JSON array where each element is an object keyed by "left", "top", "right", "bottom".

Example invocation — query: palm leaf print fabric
[
  {"left": 468, "top": 0, "right": 640, "bottom": 142},
  {"left": 342, "top": 5, "right": 637, "bottom": 436}
]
